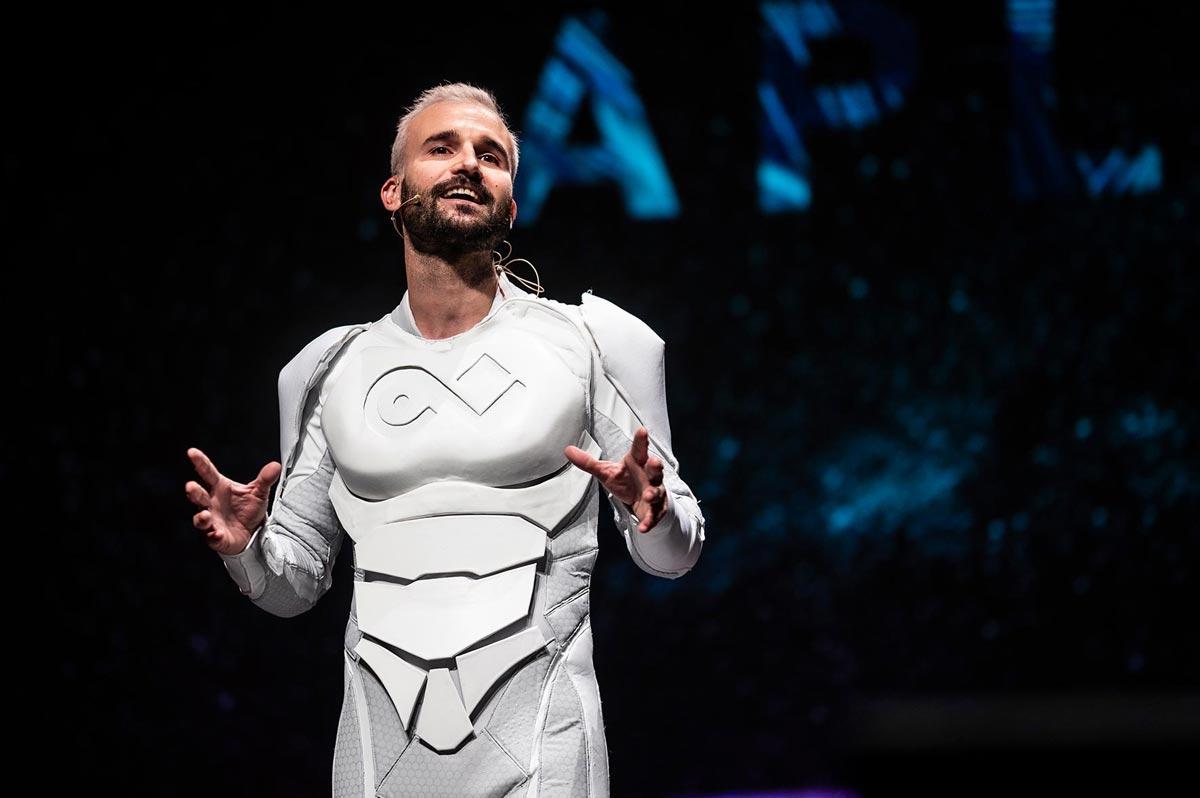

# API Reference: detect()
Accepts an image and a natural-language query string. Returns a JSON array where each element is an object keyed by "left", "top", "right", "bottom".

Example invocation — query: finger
[
  {"left": 564, "top": 444, "right": 608, "bottom": 478},
  {"left": 635, "top": 487, "right": 652, "bottom": 532},
  {"left": 193, "top": 509, "right": 213, "bottom": 532},
  {"left": 187, "top": 447, "right": 222, "bottom": 490},
  {"left": 253, "top": 461, "right": 283, "bottom": 498},
  {"left": 643, "top": 485, "right": 665, "bottom": 514},
  {"left": 638, "top": 487, "right": 668, "bottom": 533},
  {"left": 630, "top": 427, "right": 650, "bottom": 466},
  {"left": 638, "top": 502, "right": 655, "bottom": 532},
  {"left": 184, "top": 480, "right": 211, "bottom": 508},
  {"left": 645, "top": 456, "right": 664, "bottom": 486}
]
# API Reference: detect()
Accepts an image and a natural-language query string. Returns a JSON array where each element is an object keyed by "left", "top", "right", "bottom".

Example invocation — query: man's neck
[{"left": 403, "top": 252, "right": 502, "bottom": 340}]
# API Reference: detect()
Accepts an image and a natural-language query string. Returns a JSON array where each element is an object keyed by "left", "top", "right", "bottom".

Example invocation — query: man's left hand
[{"left": 564, "top": 426, "right": 669, "bottom": 534}]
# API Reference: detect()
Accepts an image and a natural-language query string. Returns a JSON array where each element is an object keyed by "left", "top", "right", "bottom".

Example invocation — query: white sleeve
[
  {"left": 579, "top": 293, "right": 706, "bottom": 580},
  {"left": 218, "top": 344, "right": 354, "bottom": 617}
]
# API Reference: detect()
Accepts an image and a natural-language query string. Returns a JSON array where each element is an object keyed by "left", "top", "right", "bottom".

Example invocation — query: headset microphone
[{"left": 389, "top": 193, "right": 423, "bottom": 238}]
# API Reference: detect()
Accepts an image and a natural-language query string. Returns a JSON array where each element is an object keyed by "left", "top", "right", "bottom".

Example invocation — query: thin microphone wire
[
  {"left": 389, "top": 192, "right": 422, "bottom": 236},
  {"left": 492, "top": 239, "right": 544, "bottom": 297}
]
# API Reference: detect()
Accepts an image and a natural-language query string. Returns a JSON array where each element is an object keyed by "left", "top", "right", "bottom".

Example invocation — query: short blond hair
[{"left": 389, "top": 81, "right": 520, "bottom": 183}]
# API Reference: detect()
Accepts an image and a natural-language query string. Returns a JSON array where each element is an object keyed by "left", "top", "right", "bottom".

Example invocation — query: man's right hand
[{"left": 185, "top": 447, "right": 282, "bottom": 557}]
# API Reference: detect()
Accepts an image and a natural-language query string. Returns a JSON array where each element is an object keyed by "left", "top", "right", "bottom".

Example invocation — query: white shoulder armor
[
  {"left": 577, "top": 291, "right": 674, "bottom": 456},
  {"left": 273, "top": 323, "right": 369, "bottom": 507}
]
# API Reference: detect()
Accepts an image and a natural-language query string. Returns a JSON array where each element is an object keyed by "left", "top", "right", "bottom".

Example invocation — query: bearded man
[{"left": 185, "top": 81, "right": 706, "bottom": 798}]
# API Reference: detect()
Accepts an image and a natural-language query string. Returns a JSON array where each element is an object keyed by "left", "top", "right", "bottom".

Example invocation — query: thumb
[{"left": 252, "top": 461, "right": 283, "bottom": 499}]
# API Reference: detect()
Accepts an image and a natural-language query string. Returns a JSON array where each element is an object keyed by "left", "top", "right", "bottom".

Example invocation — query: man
[{"left": 185, "top": 81, "right": 706, "bottom": 797}]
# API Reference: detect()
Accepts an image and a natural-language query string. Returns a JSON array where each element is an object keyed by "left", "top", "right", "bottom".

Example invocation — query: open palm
[{"left": 184, "top": 447, "right": 282, "bottom": 556}]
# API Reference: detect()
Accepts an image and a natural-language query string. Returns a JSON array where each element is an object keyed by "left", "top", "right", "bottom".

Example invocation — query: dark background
[{"left": 19, "top": 2, "right": 1197, "bottom": 795}]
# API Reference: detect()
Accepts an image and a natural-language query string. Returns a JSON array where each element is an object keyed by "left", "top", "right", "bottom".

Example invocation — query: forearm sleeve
[
  {"left": 592, "top": 381, "right": 706, "bottom": 580},
  {"left": 218, "top": 344, "right": 352, "bottom": 617},
  {"left": 219, "top": 447, "right": 345, "bottom": 617},
  {"left": 578, "top": 292, "right": 706, "bottom": 580}
]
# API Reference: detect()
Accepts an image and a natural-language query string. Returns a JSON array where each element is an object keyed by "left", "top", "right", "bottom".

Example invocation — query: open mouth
[{"left": 440, "top": 188, "right": 486, "bottom": 204}]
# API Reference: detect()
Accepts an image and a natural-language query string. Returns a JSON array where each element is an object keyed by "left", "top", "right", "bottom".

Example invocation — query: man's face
[{"left": 390, "top": 100, "right": 517, "bottom": 261}]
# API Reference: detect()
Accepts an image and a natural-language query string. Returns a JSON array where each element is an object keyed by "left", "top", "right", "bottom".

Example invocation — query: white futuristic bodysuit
[{"left": 219, "top": 271, "right": 706, "bottom": 797}]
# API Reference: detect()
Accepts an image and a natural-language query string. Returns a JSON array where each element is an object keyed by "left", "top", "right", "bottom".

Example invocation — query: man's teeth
[{"left": 445, "top": 189, "right": 480, "bottom": 202}]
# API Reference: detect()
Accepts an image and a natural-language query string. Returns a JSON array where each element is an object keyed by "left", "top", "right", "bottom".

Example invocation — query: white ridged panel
[
  {"left": 592, "top": 375, "right": 641, "bottom": 452},
  {"left": 354, "top": 515, "right": 546, "bottom": 579},
  {"left": 455, "top": 626, "right": 550, "bottom": 714},
  {"left": 329, "top": 431, "right": 601, "bottom": 539},
  {"left": 414, "top": 668, "right": 475, "bottom": 752},
  {"left": 355, "top": 564, "right": 538, "bottom": 661},
  {"left": 352, "top": 637, "right": 426, "bottom": 729}
]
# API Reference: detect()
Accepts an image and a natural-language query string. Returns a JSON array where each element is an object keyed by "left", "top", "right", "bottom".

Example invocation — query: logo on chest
[
  {"left": 371, "top": 351, "right": 525, "bottom": 427},
  {"left": 322, "top": 327, "right": 589, "bottom": 497}
]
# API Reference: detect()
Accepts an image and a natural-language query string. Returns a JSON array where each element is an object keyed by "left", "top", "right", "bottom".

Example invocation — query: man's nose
[{"left": 451, "top": 146, "right": 482, "bottom": 175}]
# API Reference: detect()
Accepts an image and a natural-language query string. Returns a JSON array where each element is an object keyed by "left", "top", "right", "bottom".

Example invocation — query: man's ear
[
  {"left": 381, "top": 174, "right": 402, "bottom": 210},
  {"left": 509, "top": 198, "right": 518, "bottom": 229}
]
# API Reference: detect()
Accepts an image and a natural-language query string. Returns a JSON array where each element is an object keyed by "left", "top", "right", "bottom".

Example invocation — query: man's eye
[{"left": 430, "top": 145, "right": 499, "bottom": 164}]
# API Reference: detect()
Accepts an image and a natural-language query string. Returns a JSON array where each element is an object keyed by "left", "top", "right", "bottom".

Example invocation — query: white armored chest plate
[
  {"left": 323, "top": 299, "right": 591, "bottom": 500},
  {"left": 320, "top": 298, "right": 601, "bottom": 753}
]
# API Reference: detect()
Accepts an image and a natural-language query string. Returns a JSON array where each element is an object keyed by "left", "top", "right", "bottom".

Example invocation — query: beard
[{"left": 398, "top": 176, "right": 512, "bottom": 263}]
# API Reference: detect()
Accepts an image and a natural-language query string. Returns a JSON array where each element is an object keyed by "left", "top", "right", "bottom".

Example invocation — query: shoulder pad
[
  {"left": 577, "top": 291, "right": 673, "bottom": 453},
  {"left": 276, "top": 323, "right": 366, "bottom": 470}
]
